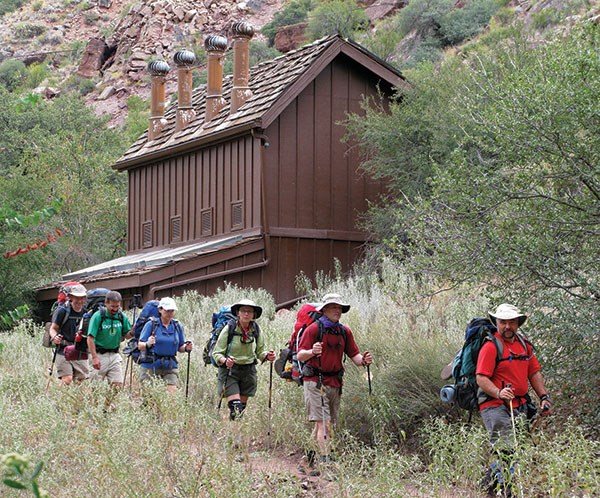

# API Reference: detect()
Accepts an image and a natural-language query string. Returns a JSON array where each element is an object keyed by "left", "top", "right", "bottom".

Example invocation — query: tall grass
[{"left": 1, "top": 269, "right": 598, "bottom": 496}]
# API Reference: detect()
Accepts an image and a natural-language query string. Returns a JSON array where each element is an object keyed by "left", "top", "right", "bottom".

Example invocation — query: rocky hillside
[
  {"left": 0, "top": 0, "right": 288, "bottom": 125},
  {"left": 0, "top": 0, "right": 596, "bottom": 127}
]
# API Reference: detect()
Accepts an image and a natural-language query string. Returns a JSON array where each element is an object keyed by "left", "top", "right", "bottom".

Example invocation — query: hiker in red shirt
[
  {"left": 297, "top": 293, "right": 372, "bottom": 469},
  {"left": 476, "top": 303, "right": 553, "bottom": 496}
]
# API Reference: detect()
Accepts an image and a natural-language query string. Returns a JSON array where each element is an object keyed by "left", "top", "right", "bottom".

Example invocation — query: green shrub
[
  {"left": 62, "top": 74, "right": 96, "bottom": 95},
  {"left": 26, "top": 63, "right": 48, "bottom": 89},
  {"left": 14, "top": 23, "right": 47, "bottom": 40},
  {"left": 360, "top": 16, "right": 403, "bottom": 63},
  {"left": 83, "top": 10, "right": 99, "bottom": 25},
  {"left": 0, "top": 59, "right": 27, "bottom": 91},
  {"left": 437, "top": 0, "right": 502, "bottom": 46},
  {"left": 0, "top": 0, "right": 23, "bottom": 16},
  {"left": 402, "top": 36, "right": 442, "bottom": 68},
  {"left": 397, "top": 0, "right": 454, "bottom": 38},
  {"left": 31, "top": 0, "right": 43, "bottom": 12},
  {"left": 261, "top": 0, "right": 312, "bottom": 45},
  {"left": 306, "top": 0, "right": 369, "bottom": 41},
  {"left": 531, "top": 8, "right": 562, "bottom": 30}
]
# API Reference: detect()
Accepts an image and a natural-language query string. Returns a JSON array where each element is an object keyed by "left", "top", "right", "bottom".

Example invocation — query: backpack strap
[{"left": 60, "top": 302, "right": 71, "bottom": 329}]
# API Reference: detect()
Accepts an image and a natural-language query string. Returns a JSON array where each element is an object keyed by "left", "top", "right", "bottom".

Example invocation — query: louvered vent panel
[
  {"left": 170, "top": 215, "right": 182, "bottom": 243},
  {"left": 201, "top": 209, "right": 213, "bottom": 237},
  {"left": 231, "top": 202, "right": 243, "bottom": 230},
  {"left": 142, "top": 221, "right": 153, "bottom": 248}
]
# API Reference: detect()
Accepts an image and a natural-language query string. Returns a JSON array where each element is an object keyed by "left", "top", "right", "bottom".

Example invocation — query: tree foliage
[
  {"left": 306, "top": 0, "right": 369, "bottom": 41},
  {"left": 0, "top": 87, "right": 128, "bottom": 314},
  {"left": 261, "top": 0, "right": 313, "bottom": 45},
  {"left": 347, "top": 23, "right": 600, "bottom": 426}
]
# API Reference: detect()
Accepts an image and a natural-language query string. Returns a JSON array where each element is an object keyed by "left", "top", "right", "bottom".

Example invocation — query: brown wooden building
[{"left": 37, "top": 26, "right": 405, "bottom": 309}]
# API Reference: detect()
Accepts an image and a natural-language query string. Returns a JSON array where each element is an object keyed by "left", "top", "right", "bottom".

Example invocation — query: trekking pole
[
  {"left": 185, "top": 342, "right": 191, "bottom": 402},
  {"left": 317, "top": 355, "right": 328, "bottom": 457},
  {"left": 123, "top": 354, "right": 130, "bottom": 390},
  {"left": 217, "top": 363, "right": 230, "bottom": 410},
  {"left": 45, "top": 346, "right": 59, "bottom": 392},
  {"left": 267, "top": 361, "right": 273, "bottom": 449},
  {"left": 507, "top": 388, "right": 525, "bottom": 498},
  {"left": 367, "top": 364, "right": 372, "bottom": 395}
]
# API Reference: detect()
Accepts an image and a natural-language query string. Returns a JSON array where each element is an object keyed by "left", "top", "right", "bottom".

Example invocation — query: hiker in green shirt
[
  {"left": 212, "top": 299, "right": 275, "bottom": 421},
  {"left": 87, "top": 290, "right": 132, "bottom": 387}
]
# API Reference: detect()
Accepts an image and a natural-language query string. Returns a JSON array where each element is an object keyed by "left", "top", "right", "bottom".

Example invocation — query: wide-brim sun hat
[
  {"left": 488, "top": 303, "right": 527, "bottom": 326},
  {"left": 317, "top": 293, "right": 350, "bottom": 313},
  {"left": 158, "top": 297, "right": 178, "bottom": 311},
  {"left": 231, "top": 299, "right": 262, "bottom": 319},
  {"left": 68, "top": 284, "right": 87, "bottom": 297}
]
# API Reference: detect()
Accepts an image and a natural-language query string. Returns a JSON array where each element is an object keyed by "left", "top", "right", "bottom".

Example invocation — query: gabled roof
[{"left": 114, "top": 35, "right": 406, "bottom": 170}]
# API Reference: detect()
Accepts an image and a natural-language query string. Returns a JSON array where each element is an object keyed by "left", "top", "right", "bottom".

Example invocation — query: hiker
[
  {"left": 297, "top": 293, "right": 372, "bottom": 465},
  {"left": 137, "top": 297, "right": 192, "bottom": 393},
  {"left": 87, "top": 290, "right": 132, "bottom": 387},
  {"left": 476, "top": 303, "right": 553, "bottom": 496},
  {"left": 48, "top": 283, "right": 89, "bottom": 385},
  {"left": 211, "top": 299, "right": 275, "bottom": 421}
]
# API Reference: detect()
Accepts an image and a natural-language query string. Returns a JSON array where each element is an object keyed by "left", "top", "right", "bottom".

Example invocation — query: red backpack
[{"left": 274, "top": 303, "right": 322, "bottom": 385}]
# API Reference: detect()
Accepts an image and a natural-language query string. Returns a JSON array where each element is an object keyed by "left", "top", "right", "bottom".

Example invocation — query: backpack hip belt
[
  {"left": 96, "top": 347, "right": 119, "bottom": 354},
  {"left": 302, "top": 364, "right": 344, "bottom": 379}
]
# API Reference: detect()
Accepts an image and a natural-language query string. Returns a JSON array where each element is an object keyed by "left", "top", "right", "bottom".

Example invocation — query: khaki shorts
[
  {"left": 303, "top": 380, "right": 341, "bottom": 424},
  {"left": 139, "top": 366, "right": 179, "bottom": 386},
  {"left": 55, "top": 353, "right": 90, "bottom": 380},
  {"left": 89, "top": 352, "right": 123, "bottom": 384}
]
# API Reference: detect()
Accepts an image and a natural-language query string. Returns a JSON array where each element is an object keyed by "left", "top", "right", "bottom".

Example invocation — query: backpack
[
  {"left": 123, "top": 299, "right": 160, "bottom": 364},
  {"left": 136, "top": 316, "right": 183, "bottom": 366},
  {"left": 442, "top": 317, "right": 532, "bottom": 412},
  {"left": 274, "top": 304, "right": 349, "bottom": 385},
  {"left": 43, "top": 281, "right": 82, "bottom": 346},
  {"left": 49, "top": 281, "right": 81, "bottom": 315},
  {"left": 202, "top": 307, "right": 260, "bottom": 366},
  {"left": 77, "top": 288, "right": 121, "bottom": 354},
  {"left": 43, "top": 301, "right": 76, "bottom": 348}
]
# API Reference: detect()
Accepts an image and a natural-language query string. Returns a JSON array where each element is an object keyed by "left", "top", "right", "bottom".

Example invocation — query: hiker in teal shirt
[
  {"left": 87, "top": 290, "right": 132, "bottom": 387},
  {"left": 212, "top": 298, "right": 275, "bottom": 421}
]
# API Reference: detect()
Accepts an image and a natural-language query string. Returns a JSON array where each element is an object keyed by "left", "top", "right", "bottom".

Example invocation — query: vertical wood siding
[
  {"left": 264, "top": 55, "right": 390, "bottom": 234},
  {"left": 127, "top": 135, "right": 261, "bottom": 251}
]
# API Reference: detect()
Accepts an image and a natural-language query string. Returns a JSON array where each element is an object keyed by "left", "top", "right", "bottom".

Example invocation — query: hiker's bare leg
[
  {"left": 315, "top": 420, "right": 331, "bottom": 455},
  {"left": 60, "top": 375, "right": 74, "bottom": 386},
  {"left": 166, "top": 384, "right": 177, "bottom": 393}
]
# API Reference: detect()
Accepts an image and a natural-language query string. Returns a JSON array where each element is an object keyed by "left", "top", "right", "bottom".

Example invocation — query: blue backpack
[{"left": 123, "top": 299, "right": 160, "bottom": 363}]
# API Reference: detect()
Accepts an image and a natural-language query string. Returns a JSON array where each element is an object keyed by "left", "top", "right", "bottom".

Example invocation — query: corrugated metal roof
[
  {"left": 62, "top": 234, "right": 246, "bottom": 280},
  {"left": 115, "top": 35, "right": 405, "bottom": 169}
]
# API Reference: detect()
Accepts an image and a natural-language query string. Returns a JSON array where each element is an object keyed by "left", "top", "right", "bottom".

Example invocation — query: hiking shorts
[
  {"left": 303, "top": 380, "right": 341, "bottom": 425},
  {"left": 139, "top": 366, "right": 179, "bottom": 386},
  {"left": 217, "top": 363, "right": 257, "bottom": 397},
  {"left": 481, "top": 404, "right": 528, "bottom": 449},
  {"left": 89, "top": 352, "right": 124, "bottom": 384},
  {"left": 56, "top": 353, "right": 90, "bottom": 380}
]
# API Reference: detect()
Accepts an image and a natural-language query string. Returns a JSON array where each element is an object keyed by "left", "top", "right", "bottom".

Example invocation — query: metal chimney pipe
[
  {"left": 230, "top": 21, "right": 254, "bottom": 113},
  {"left": 204, "top": 35, "right": 228, "bottom": 122},
  {"left": 147, "top": 60, "right": 170, "bottom": 141},
  {"left": 173, "top": 49, "right": 197, "bottom": 131}
]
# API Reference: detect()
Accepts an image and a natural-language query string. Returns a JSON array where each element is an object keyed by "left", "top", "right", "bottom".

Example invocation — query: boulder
[
  {"left": 77, "top": 37, "right": 110, "bottom": 78},
  {"left": 274, "top": 22, "right": 307, "bottom": 53},
  {"left": 365, "top": 0, "right": 408, "bottom": 23}
]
